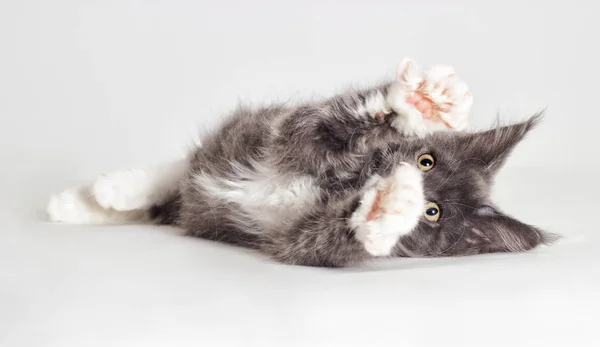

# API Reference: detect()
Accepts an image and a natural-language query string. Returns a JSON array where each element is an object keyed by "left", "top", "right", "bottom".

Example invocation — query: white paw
[
  {"left": 351, "top": 163, "right": 425, "bottom": 256},
  {"left": 387, "top": 58, "right": 473, "bottom": 136},
  {"left": 92, "top": 169, "right": 156, "bottom": 211},
  {"left": 47, "top": 186, "right": 106, "bottom": 224}
]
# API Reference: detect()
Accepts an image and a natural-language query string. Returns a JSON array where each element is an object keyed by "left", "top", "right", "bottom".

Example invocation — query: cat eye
[
  {"left": 424, "top": 202, "right": 441, "bottom": 222},
  {"left": 417, "top": 154, "right": 435, "bottom": 171}
]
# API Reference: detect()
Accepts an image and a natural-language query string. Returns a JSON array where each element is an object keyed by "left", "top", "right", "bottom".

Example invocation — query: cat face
[{"left": 395, "top": 115, "right": 555, "bottom": 257}]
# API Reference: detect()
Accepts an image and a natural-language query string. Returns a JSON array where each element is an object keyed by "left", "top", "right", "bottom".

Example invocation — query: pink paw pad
[{"left": 396, "top": 59, "right": 473, "bottom": 130}]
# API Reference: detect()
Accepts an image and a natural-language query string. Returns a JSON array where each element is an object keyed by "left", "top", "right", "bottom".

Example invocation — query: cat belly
[{"left": 192, "top": 160, "right": 321, "bottom": 231}]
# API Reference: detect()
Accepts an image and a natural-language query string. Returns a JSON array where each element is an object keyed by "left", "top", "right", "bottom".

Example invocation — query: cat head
[{"left": 394, "top": 114, "right": 556, "bottom": 257}]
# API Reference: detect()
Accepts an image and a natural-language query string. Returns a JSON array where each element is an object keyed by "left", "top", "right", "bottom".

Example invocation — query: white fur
[
  {"left": 387, "top": 58, "right": 472, "bottom": 137},
  {"left": 93, "top": 159, "right": 187, "bottom": 211},
  {"left": 420, "top": 64, "right": 472, "bottom": 129},
  {"left": 365, "top": 90, "right": 392, "bottom": 117},
  {"left": 47, "top": 186, "right": 146, "bottom": 224},
  {"left": 387, "top": 82, "right": 438, "bottom": 137},
  {"left": 193, "top": 159, "right": 321, "bottom": 230},
  {"left": 355, "top": 90, "right": 392, "bottom": 118},
  {"left": 350, "top": 163, "right": 425, "bottom": 256},
  {"left": 48, "top": 159, "right": 187, "bottom": 224}
]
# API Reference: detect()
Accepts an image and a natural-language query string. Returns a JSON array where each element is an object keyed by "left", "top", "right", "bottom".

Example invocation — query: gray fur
[{"left": 151, "top": 81, "right": 554, "bottom": 267}]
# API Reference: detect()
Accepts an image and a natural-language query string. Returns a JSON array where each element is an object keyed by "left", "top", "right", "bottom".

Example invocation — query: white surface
[{"left": 1, "top": 1, "right": 599, "bottom": 346}]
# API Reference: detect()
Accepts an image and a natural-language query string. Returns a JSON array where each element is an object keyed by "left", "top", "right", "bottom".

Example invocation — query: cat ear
[
  {"left": 460, "top": 113, "right": 543, "bottom": 172},
  {"left": 469, "top": 206, "right": 557, "bottom": 253}
]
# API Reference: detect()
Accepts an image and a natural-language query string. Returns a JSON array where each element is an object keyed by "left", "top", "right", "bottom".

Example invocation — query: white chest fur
[{"left": 192, "top": 160, "right": 321, "bottom": 231}]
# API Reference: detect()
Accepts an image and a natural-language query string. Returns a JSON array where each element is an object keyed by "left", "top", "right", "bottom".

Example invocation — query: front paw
[
  {"left": 350, "top": 163, "right": 425, "bottom": 256},
  {"left": 387, "top": 58, "right": 473, "bottom": 136}
]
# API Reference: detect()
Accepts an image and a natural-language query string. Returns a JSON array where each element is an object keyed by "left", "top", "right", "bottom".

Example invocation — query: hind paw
[
  {"left": 92, "top": 169, "right": 156, "bottom": 211},
  {"left": 47, "top": 187, "right": 107, "bottom": 223}
]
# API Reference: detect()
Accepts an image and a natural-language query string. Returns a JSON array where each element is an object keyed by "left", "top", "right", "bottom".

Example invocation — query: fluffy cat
[{"left": 47, "top": 60, "right": 554, "bottom": 267}]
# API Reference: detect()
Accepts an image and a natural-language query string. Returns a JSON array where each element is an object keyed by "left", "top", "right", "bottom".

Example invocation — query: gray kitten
[{"left": 47, "top": 61, "right": 554, "bottom": 267}]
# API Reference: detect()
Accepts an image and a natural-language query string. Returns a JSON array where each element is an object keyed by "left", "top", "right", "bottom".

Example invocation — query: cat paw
[
  {"left": 47, "top": 186, "right": 105, "bottom": 223},
  {"left": 47, "top": 186, "right": 147, "bottom": 224},
  {"left": 92, "top": 169, "right": 156, "bottom": 211},
  {"left": 387, "top": 58, "right": 472, "bottom": 136},
  {"left": 350, "top": 163, "right": 425, "bottom": 256}
]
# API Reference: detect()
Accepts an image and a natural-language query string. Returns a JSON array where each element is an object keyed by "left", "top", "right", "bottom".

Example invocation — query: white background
[{"left": 1, "top": 1, "right": 599, "bottom": 346}]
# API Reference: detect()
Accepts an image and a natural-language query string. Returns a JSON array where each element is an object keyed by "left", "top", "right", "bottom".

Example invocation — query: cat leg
[
  {"left": 355, "top": 59, "right": 473, "bottom": 136},
  {"left": 261, "top": 163, "right": 424, "bottom": 267},
  {"left": 260, "top": 196, "right": 371, "bottom": 267},
  {"left": 47, "top": 159, "right": 187, "bottom": 224},
  {"left": 350, "top": 162, "right": 425, "bottom": 256},
  {"left": 91, "top": 159, "right": 187, "bottom": 212},
  {"left": 47, "top": 185, "right": 147, "bottom": 224},
  {"left": 273, "top": 59, "right": 471, "bottom": 176}
]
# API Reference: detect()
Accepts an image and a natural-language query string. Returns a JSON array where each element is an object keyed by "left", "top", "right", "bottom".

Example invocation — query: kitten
[{"left": 47, "top": 60, "right": 554, "bottom": 267}]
